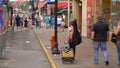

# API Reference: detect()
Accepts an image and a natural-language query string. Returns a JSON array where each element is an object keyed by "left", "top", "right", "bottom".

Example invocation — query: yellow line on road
[
  {"left": 34, "top": 29, "right": 57, "bottom": 68},
  {"left": 4, "top": 59, "right": 15, "bottom": 66},
  {"left": 4, "top": 61, "right": 8, "bottom": 66}
]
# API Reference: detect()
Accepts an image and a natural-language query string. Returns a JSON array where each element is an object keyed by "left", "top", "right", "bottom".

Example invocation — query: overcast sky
[{"left": 10, "top": 0, "right": 31, "bottom": 2}]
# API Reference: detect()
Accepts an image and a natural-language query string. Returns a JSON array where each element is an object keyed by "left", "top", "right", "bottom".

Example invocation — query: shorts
[{"left": 57, "top": 24, "right": 61, "bottom": 26}]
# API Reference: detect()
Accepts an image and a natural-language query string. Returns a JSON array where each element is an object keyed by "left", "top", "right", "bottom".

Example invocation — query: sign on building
[
  {"left": 0, "top": 0, "right": 3, "bottom": 33},
  {"left": 47, "top": 0, "right": 55, "bottom": 4},
  {"left": 87, "top": 0, "right": 92, "bottom": 37}
]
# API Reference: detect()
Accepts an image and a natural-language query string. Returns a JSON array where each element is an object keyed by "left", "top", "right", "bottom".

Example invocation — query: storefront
[
  {"left": 72, "top": 0, "right": 92, "bottom": 37},
  {"left": 72, "top": 0, "right": 111, "bottom": 37}
]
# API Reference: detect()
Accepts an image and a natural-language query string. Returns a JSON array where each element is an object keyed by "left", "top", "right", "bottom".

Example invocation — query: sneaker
[{"left": 105, "top": 61, "right": 109, "bottom": 65}]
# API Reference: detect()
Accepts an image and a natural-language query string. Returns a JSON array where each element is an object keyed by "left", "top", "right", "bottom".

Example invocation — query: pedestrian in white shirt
[{"left": 57, "top": 15, "right": 62, "bottom": 32}]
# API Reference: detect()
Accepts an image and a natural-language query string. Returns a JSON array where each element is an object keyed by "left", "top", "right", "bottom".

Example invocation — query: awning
[
  {"left": 38, "top": 1, "right": 47, "bottom": 8},
  {"left": 12, "top": 0, "right": 24, "bottom": 7},
  {"left": 15, "top": 0, "right": 24, "bottom": 2},
  {"left": 50, "top": 2, "right": 72, "bottom": 8}
]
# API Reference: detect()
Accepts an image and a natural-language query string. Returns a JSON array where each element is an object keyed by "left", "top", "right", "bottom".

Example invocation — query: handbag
[{"left": 111, "top": 33, "right": 116, "bottom": 44}]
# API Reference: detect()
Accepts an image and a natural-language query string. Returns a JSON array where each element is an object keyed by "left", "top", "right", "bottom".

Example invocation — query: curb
[{"left": 33, "top": 29, "right": 57, "bottom": 68}]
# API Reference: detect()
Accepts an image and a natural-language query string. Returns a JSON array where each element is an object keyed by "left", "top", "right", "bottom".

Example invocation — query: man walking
[
  {"left": 91, "top": 16, "right": 109, "bottom": 65},
  {"left": 15, "top": 14, "right": 21, "bottom": 31},
  {"left": 36, "top": 13, "right": 41, "bottom": 28}
]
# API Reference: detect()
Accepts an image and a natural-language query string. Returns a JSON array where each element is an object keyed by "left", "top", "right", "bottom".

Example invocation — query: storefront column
[
  {"left": 82, "top": 0, "right": 87, "bottom": 37},
  {"left": 47, "top": 4, "right": 51, "bottom": 15},
  {"left": 73, "top": 0, "right": 82, "bottom": 33},
  {"left": 72, "top": 0, "right": 77, "bottom": 19},
  {"left": 92, "top": 0, "right": 96, "bottom": 23}
]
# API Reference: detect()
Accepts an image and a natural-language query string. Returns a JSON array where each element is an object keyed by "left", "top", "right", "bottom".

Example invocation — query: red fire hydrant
[{"left": 49, "top": 32, "right": 55, "bottom": 49}]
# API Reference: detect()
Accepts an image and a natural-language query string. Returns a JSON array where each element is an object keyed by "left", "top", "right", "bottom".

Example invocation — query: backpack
[{"left": 72, "top": 31, "right": 82, "bottom": 45}]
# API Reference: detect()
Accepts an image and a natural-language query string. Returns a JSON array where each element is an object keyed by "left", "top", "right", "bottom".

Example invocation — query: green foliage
[
  {"left": 111, "top": 5, "right": 120, "bottom": 13},
  {"left": 111, "top": 1, "right": 120, "bottom": 13},
  {"left": 16, "top": 1, "right": 30, "bottom": 11}
]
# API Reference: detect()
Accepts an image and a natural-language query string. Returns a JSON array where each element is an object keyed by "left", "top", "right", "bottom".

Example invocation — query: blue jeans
[
  {"left": 116, "top": 41, "right": 120, "bottom": 64},
  {"left": 94, "top": 42, "right": 109, "bottom": 64}
]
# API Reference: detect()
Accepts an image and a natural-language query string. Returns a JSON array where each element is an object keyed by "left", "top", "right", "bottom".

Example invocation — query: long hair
[
  {"left": 71, "top": 19, "right": 79, "bottom": 33},
  {"left": 71, "top": 19, "right": 79, "bottom": 40}
]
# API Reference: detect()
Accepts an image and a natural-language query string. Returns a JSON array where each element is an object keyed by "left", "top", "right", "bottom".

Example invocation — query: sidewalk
[
  {"left": 0, "top": 29, "right": 51, "bottom": 68},
  {"left": 34, "top": 27, "right": 120, "bottom": 68}
]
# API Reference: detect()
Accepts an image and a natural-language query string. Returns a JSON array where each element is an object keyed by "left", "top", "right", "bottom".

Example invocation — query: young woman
[
  {"left": 27, "top": 17, "right": 32, "bottom": 31},
  {"left": 24, "top": 17, "right": 28, "bottom": 28},
  {"left": 65, "top": 19, "right": 80, "bottom": 60},
  {"left": 114, "top": 21, "right": 120, "bottom": 66},
  {"left": 57, "top": 15, "right": 62, "bottom": 32}
]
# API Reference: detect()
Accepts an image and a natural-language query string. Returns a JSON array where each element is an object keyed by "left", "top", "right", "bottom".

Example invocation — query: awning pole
[{"left": 67, "top": 0, "right": 70, "bottom": 29}]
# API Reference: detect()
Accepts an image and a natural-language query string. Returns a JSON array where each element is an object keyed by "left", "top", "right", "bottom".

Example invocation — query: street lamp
[
  {"left": 31, "top": 0, "right": 35, "bottom": 25},
  {"left": 67, "top": 0, "right": 70, "bottom": 28},
  {"left": 48, "top": 0, "right": 60, "bottom": 54},
  {"left": 52, "top": 0, "right": 60, "bottom": 54}
]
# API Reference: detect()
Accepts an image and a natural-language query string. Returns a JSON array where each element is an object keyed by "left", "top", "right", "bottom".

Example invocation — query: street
[
  {"left": 1, "top": 0, "right": 120, "bottom": 68},
  {"left": 0, "top": 23, "right": 119, "bottom": 68},
  {"left": 0, "top": 29, "right": 51, "bottom": 68}
]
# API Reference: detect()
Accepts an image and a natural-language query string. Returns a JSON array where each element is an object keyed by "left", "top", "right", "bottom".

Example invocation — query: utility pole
[
  {"left": 47, "top": 0, "right": 60, "bottom": 54},
  {"left": 32, "top": 0, "right": 35, "bottom": 25},
  {"left": 52, "top": 0, "right": 60, "bottom": 54},
  {"left": 67, "top": 0, "right": 70, "bottom": 27}
]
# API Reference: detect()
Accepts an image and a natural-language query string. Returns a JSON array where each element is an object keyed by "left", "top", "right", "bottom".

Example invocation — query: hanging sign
[
  {"left": 0, "top": 0, "right": 3, "bottom": 29},
  {"left": 0, "top": 0, "right": 3, "bottom": 12},
  {"left": 47, "top": 0, "right": 55, "bottom": 4},
  {"left": 87, "top": 0, "right": 92, "bottom": 37}
]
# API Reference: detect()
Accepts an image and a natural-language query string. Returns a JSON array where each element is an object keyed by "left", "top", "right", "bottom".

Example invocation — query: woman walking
[
  {"left": 27, "top": 17, "right": 32, "bottom": 31},
  {"left": 114, "top": 21, "right": 120, "bottom": 66}
]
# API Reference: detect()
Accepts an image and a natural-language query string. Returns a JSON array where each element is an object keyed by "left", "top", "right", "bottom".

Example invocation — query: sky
[{"left": 10, "top": 0, "right": 29, "bottom": 2}]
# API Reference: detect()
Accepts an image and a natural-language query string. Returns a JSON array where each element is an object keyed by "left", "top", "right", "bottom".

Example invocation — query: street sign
[
  {"left": 0, "top": 0, "right": 2, "bottom": 29},
  {"left": 47, "top": 0, "right": 55, "bottom": 4}
]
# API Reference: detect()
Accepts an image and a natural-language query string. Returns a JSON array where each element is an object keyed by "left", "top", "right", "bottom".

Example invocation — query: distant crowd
[{"left": 14, "top": 13, "right": 68, "bottom": 32}]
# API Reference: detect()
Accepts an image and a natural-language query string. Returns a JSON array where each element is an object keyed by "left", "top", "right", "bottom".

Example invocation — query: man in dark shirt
[
  {"left": 91, "top": 16, "right": 109, "bottom": 65},
  {"left": 15, "top": 15, "right": 21, "bottom": 31}
]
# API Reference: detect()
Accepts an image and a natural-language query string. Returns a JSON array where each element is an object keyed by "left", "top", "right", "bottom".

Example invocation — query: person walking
[
  {"left": 51, "top": 15, "right": 55, "bottom": 29},
  {"left": 27, "top": 17, "right": 32, "bottom": 32},
  {"left": 24, "top": 17, "right": 28, "bottom": 28},
  {"left": 57, "top": 15, "right": 62, "bottom": 32},
  {"left": 36, "top": 13, "right": 41, "bottom": 28},
  {"left": 15, "top": 14, "right": 21, "bottom": 31},
  {"left": 19, "top": 17, "right": 24, "bottom": 31},
  {"left": 91, "top": 16, "right": 109, "bottom": 65},
  {"left": 44, "top": 15, "right": 50, "bottom": 29},
  {"left": 114, "top": 21, "right": 120, "bottom": 66}
]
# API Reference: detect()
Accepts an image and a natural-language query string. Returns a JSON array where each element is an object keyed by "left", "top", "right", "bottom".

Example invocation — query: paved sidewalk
[{"left": 35, "top": 27, "right": 120, "bottom": 68}]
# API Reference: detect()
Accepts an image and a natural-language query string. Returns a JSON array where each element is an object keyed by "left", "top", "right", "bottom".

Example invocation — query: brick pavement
[{"left": 35, "top": 27, "right": 120, "bottom": 68}]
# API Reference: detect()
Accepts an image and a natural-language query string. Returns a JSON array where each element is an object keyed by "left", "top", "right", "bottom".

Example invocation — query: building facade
[{"left": 72, "top": 0, "right": 111, "bottom": 37}]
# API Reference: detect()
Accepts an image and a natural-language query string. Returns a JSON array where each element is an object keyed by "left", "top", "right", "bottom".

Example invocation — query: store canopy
[
  {"left": 12, "top": 0, "right": 24, "bottom": 7},
  {"left": 15, "top": 0, "right": 24, "bottom": 2},
  {"left": 50, "top": 2, "right": 72, "bottom": 8},
  {"left": 38, "top": 1, "right": 47, "bottom": 8}
]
